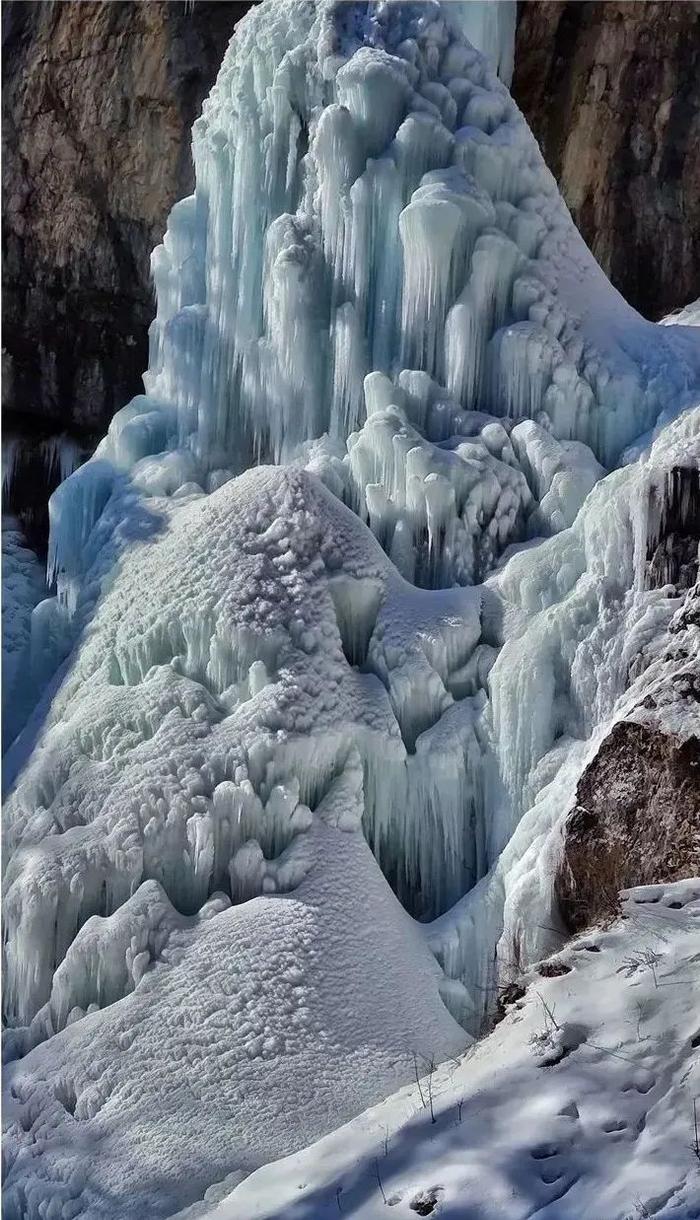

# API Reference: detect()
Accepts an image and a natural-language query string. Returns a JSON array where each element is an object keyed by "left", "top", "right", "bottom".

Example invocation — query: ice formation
[
  {"left": 1, "top": 518, "right": 48, "bottom": 752},
  {"left": 2, "top": 1, "right": 700, "bottom": 1215},
  {"left": 2, "top": 433, "right": 84, "bottom": 505}
]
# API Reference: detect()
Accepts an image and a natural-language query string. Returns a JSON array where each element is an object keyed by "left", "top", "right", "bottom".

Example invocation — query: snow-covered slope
[
  {"left": 2, "top": 2, "right": 699, "bottom": 1217},
  {"left": 213, "top": 879, "right": 700, "bottom": 1220},
  {"left": 3, "top": 823, "right": 464, "bottom": 1218}
]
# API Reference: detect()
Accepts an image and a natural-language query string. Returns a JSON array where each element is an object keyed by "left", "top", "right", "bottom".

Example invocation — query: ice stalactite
[
  {"left": 444, "top": 0, "right": 517, "bottom": 88},
  {"left": 1, "top": 519, "right": 48, "bottom": 752},
  {"left": 47, "top": 461, "right": 120, "bottom": 614},
  {"left": 2, "top": 434, "right": 85, "bottom": 506},
  {"left": 345, "top": 389, "right": 535, "bottom": 587}
]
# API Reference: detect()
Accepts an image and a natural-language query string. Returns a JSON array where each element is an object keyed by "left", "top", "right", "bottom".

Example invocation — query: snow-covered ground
[
  {"left": 2, "top": 1, "right": 699, "bottom": 1217},
  {"left": 212, "top": 879, "right": 700, "bottom": 1220}
]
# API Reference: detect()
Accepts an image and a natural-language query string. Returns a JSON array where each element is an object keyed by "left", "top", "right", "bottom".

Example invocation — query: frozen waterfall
[{"left": 3, "top": 3, "right": 700, "bottom": 1216}]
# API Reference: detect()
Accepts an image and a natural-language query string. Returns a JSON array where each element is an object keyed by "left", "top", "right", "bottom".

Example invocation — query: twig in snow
[
  {"left": 537, "top": 992, "right": 561, "bottom": 1031},
  {"left": 425, "top": 1056, "right": 437, "bottom": 1124},
  {"left": 633, "top": 998, "right": 650, "bottom": 1042},
  {"left": 412, "top": 1052, "right": 438, "bottom": 1122},
  {"left": 373, "top": 1158, "right": 387, "bottom": 1204},
  {"left": 412, "top": 1051, "right": 427, "bottom": 1109}
]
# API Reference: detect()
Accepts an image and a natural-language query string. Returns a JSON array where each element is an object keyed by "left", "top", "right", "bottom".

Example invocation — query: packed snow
[
  {"left": 3, "top": 816, "right": 465, "bottom": 1218},
  {"left": 2, "top": 1, "right": 699, "bottom": 1218}
]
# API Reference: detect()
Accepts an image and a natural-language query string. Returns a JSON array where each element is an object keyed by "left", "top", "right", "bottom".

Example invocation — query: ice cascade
[
  {"left": 43, "top": 0, "right": 699, "bottom": 612},
  {"left": 3, "top": 5, "right": 700, "bottom": 1214}
]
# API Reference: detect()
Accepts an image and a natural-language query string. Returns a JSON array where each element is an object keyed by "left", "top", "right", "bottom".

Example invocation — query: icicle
[
  {"left": 400, "top": 169, "right": 494, "bottom": 381},
  {"left": 47, "top": 461, "right": 118, "bottom": 614}
]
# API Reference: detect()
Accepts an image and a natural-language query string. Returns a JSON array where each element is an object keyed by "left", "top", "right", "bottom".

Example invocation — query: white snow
[
  {"left": 211, "top": 879, "right": 700, "bottom": 1220},
  {"left": 3, "top": 819, "right": 465, "bottom": 1219},
  {"left": 2, "top": 3, "right": 700, "bottom": 1218}
]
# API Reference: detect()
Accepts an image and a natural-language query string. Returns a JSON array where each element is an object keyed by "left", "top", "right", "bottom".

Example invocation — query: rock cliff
[
  {"left": 2, "top": 0, "right": 253, "bottom": 545},
  {"left": 2, "top": 1, "right": 251, "bottom": 439},
  {"left": 513, "top": 0, "right": 700, "bottom": 321}
]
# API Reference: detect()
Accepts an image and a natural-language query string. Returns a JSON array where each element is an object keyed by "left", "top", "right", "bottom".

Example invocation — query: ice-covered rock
[
  {"left": 556, "top": 578, "right": 700, "bottom": 933},
  {"left": 428, "top": 405, "right": 700, "bottom": 1027}
]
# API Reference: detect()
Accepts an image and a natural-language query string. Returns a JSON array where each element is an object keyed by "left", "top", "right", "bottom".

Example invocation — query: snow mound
[
  {"left": 4, "top": 464, "right": 485, "bottom": 1037},
  {"left": 2, "top": 822, "right": 463, "bottom": 1219}
]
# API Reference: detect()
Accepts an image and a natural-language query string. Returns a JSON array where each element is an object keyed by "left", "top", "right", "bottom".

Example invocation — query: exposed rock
[
  {"left": 556, "top": 584, "right": 700, "bottom": 934},
  {"left": 557, "top": 721, "right": 700, "bottom": 933},
  {"left": 646, "top": 466, "right": 700, "bottom": 592},
  {"left": 513, "top": 0, "right": 700, "bottom": 320},
  {"left": 2, "top": 0, "right": 251, "bottom": 436}
]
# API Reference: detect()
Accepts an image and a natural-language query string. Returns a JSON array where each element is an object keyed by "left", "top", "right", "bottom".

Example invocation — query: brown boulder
[{"left": 557, "top": 720, "right": 700, "bottom": 933}]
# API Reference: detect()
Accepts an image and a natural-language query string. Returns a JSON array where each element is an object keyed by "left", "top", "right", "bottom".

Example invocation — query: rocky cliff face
[
  {"left": 2, "top": 1, "right": 250, "bottom": 439},
  {"left": 2, "top": 0, "right": 252, "bottom": 546},
  {"left": 557, "top": 719, "right": 700, "bottom": 933},
  {"left": 513, "top": 0, "right": 700, "bottom": 321}
]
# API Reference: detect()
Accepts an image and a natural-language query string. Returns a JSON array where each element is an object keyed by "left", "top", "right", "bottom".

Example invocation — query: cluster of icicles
[{"left": 45, "top": 0, "right": 685, "bottom": 613}]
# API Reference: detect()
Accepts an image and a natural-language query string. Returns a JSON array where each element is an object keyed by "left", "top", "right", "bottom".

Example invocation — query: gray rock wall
[
  {"left": 513, "top": 0, "right": 700, "bottom": 321},
  {"left": 2, "top": 0, "right": 251, "bottom": 436}
]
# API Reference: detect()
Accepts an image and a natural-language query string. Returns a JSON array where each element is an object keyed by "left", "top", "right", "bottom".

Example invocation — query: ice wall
[
  {"left": 446, "top": 0, "right": 516, "bottom": 86},
  {"left": 1, "top": 518, "right": 48, "bottom": 751},
  {"left": 7, "top": 0, "right": 700, "bottom": 1007},
  {"left": 43, "top": 0, "right": 700, "bottom": 619}
]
